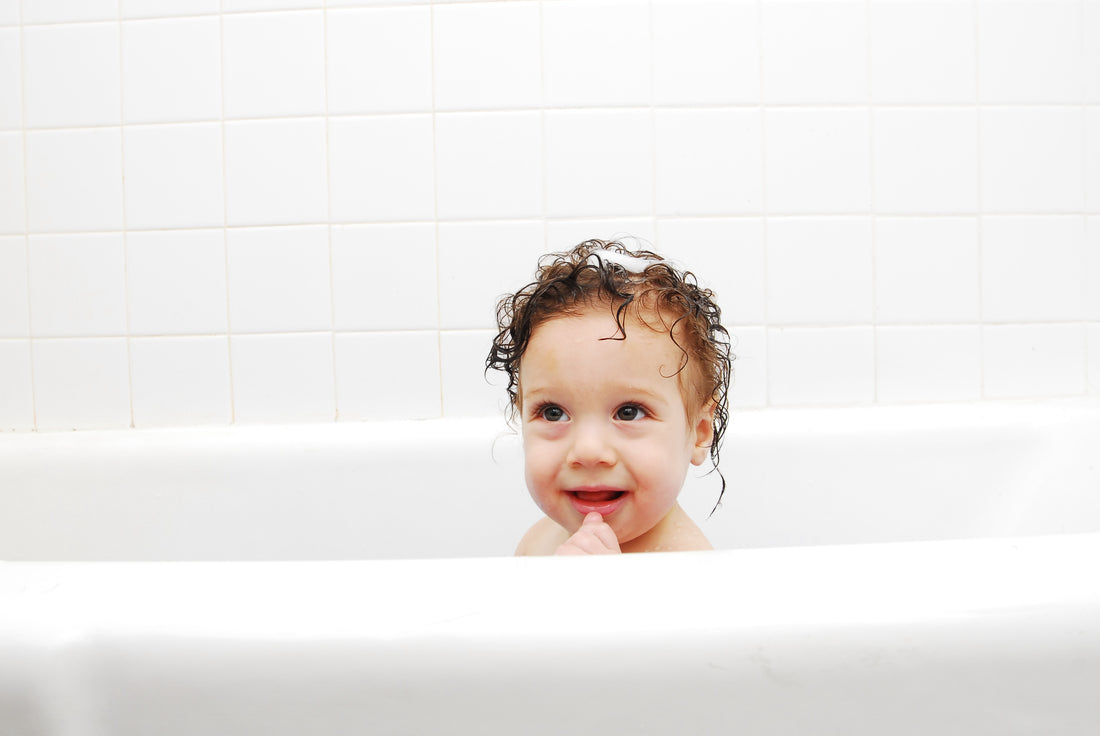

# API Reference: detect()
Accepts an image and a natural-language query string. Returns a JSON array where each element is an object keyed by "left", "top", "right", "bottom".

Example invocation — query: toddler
[{"left": 487, "top": 240, "right": 731, "bottom": 555}]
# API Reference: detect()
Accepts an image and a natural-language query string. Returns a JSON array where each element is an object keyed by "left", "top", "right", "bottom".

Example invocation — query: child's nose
[{"left": 567, "top": 420, "right": 616, "bottom": 467}]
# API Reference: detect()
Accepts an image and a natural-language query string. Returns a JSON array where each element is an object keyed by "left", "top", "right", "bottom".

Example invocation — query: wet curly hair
[{"left": 486, "top": 239, "right": 733, "bottom": 512}]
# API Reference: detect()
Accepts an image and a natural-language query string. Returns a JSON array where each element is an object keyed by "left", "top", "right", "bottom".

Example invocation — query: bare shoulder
[{"left": 515, "top": 516, "right": 570, "bottom": 556}]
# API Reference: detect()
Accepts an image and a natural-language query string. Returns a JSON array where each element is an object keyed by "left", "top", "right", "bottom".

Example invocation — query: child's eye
[
  {"left": 615, "top": 404, "right": 647, "bottom": 421},
  {"left": 539, "top": 405, "right": 568, "bottom": 422}
]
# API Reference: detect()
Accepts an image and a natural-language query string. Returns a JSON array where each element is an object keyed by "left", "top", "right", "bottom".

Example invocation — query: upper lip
[{"left": 566, "top": 486, "right": 628, "bottom": 494}]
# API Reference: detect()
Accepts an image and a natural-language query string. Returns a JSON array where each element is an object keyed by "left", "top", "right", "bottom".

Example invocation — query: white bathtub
[{"left": 2, "top": 400, "right": 1099, "bottom": 734}]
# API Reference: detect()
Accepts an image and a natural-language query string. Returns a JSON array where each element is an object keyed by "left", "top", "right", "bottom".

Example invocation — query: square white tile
[
  {"left": 0, "top": 28, "right": 20, "bottom": 130},
  {"left": 766, "top": 217, "right": 873, "bottom": 325},
  {"left": 873, "top": 109, "right": 979, "bottom": 214},
  {"left": 767, "top": 326, "right": 875, "bottom": 407},
  {"left": 230, "top": 333, "right": 335, "bottom": 423},
  {"left": 655, "top": 218, "right": 766, "bottom": 326},
  {"left": 544, "top": 110, "right": 653, "bottom": 217},
  {"left": 327, "top": 115, "right": 435, "bottom": 223},
  {"left": 435, "top": 112, "right": 543, "bottom": 220},
  {"left": 22, "top": 23, "right": 121, "bottom": 128},
  {"left": 977, "top": 0, "right": 1083, "bottom": 103},
  {"left": 980, "top": 108, "right": 1084, "bottom": 213},
  {"left": 1088, "top": 217, "right": 1100, "bottom": 321},
  {"left": 869, "top": 0, "right": 976, "bottom": 104},
  {"left": 25, "top": 129, "right": 124, "bottom": 233},
  {"left": 131, "top": 336, "right": 232, "bottom": 427},
  {"left": 28, "top": 233, "right": 127, "bottom": 338},
  {"left": 437, "top": 221, "right": 547, "bottom": 330},
  {"left": 0, "top": 0, "right": 15, "bottom": 25},
  {"left": 1087, "top": 108, "right": 1100, "bottom": 213},
  {"left": 541, "top": 0, "right": 651, "bottom": 107},
  {"left": 655, "top": 109, "right": 763, "bottom": 216},
  {"left": 222, "top": 10, "right": 326, "bottom": 119},
  {"left": 0, "top": 236, "right": 28, "bottom": 337},
  {"left": 981, "top": 216, "right": 1085, "bottom": 323},
  {"left": 761, "top": 1, "right": 868, "bottom": 104},
  {"left": 652, "top": 0, "right": 759, "bottom": 105},
  {"left": 227, "top": 225, "right": 332, "bottom": 333},
  {"left": 224, "top": 119, "right": 328, "bottom": 226},
  {"left": 1089, "top": 324, "right": 1100, "bottom": 395},
  {"left": 121, "top": 17, "right": 222, "bottom": 123},
  {"left": 22, "top": 0, "right": 117, "bottom": 25},
  {"left": 874, "top": 217, "right": 980, "bottom": 323},
  {"left": 432, "top": 2, "right": 541, "bottom": 111},
  {"left": 765, "top": 109, "right": 872, "bottom": 214},
  {"left": 121, "top": 0, "right": 221, "bottom": 18},
  {"left": 727, "top": 325, "right": 767, "bottom": 409},
  {"left": 327, "top": 0, "right": 423, "bottom": 5},
  {"left": 124, "top": 123, "right": 225, "bottom": 230},
  {"left": 33, "top": 337, "right": 131, "bottom": 431},
  {"left": 0, "top": 339, "right": 34, "bottom": 430},
  {"left": 440, "top": 328, "right": 505, "bottom": 418},
  {"left": 876, "top": 325, "right": 982, "bottom": 403},
  {"left": 326, "top": 7, "right": 432, "bottom": 115},
  {"left": 224, "top": 0, "right": 323, "bottom": 10},
  {"left": 334, "top": 331, "right": 441, "bottom": 421},
  {"left": 545, "top": 220, "right": 656, "bottom": 252},
  {"left": 331, "top": 223, "right": 438, "bottom": 331},
  {"left": 127, "top": 229, "right": 228, "bottom": 335},
  {"left": 0, "top": 132, "right": 24, "bottom": 234},
  {"left": 1088, "top": 3, "right": 1100, "bottom": 103},
  {"left": 983, "top": 324, "right": 1086, "bottom": 399}
]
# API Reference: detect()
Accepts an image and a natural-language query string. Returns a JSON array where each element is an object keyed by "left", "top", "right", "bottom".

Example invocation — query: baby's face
[{"left": 518, "top": 307, "right": 712, "bottom": 548}]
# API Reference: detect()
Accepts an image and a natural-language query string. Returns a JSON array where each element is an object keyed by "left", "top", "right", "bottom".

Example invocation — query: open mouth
[{"left": 566, "top": 489, "right": 628, "bottom": 516}]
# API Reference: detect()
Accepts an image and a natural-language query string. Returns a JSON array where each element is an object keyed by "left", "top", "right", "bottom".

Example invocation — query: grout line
[
  {"left": 866, "top": 0, "right": 878, "bottom": 405},
  {"left": 14, "top": 211, "right": 1100, "bottom": 241},
  {"left": 322, "top": 0, "right": 339, "bottom": 423},
  {"left": 538, "top": 0, "right": 549, "bottom": 250},
  {"left": 429, "top": 2, "right": 445, "bottom": 420},
  {"left": 974, "top": 0, "right": 987, "bottom": 401},
  {"left": 218, "top": 0, "right": 236, "bottom": 425},
  {"left": 647, "top": 0, "right": 657, "bottom": 240},
  {"left": 17, "top": 3, "right": 38, "bottom": 431},
  {"left": 28, "top": 102, "right": 1100, "bottom": 132},
  {"left": 756, "top": 0, "right": 771, "bottom": 409},
  {"left": 116, "top": 0, "right": 136, "bottom": 428}
]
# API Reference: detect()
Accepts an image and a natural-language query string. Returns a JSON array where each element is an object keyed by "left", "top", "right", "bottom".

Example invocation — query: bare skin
[{"left": 514, "top": 307, "right": 716, "bottom": 556}]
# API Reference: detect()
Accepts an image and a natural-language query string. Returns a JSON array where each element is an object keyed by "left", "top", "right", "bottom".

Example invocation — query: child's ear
[{"left": 690, "top": 402, "right": 716, "bottom": 466}]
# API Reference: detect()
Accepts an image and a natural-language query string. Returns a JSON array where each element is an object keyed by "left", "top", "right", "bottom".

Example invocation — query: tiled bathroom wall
[{"left": 1, "top": 0, "right": 1098, "bottom": 431}]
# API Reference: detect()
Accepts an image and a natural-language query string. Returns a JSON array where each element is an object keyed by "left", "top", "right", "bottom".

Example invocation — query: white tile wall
[
  {"left": 0, "top": 133, "right": 24, "bottom": 233},
  {"left": 25, "top": 129, "right": 124, "bottom": 233},
  {"left": 0, "top": 28, "right": 21, "bottom": 130},
  {"left": 121, "top": 17, "right": 222, "bottom": 124},
  {"left": 327, "top": 7, "right": 432, "bottom": 115},
  {"left": 126, "top": 230, "right": 228, "bottom": 336},
  {"left": 760, "top": 1, "right": 868, "bottom": 105},
  {"left": 327, "top": 115, "right": 435, "bottom": 222},
  {"left": 130, "top": 336, "right": 232, "bottom": 427},
  {"left": 0, "top": 236, "right": 29, "bottom": 337},
  {"left": 1, "top": 0, "right": 1097, "bottom": 432},
  {"left": 227, "top": 225, "right": 332, "bottom": 333},
  {"left": 869, "top": 2, "right": 975, "bottom": 104},
  {"left": 22, "top": 22, "right": 120, "bottom": 128}
]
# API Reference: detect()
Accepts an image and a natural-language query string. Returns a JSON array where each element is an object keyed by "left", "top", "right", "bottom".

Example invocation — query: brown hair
[{"left": 486, "top": 239, "right": 733, "bottom": 511}]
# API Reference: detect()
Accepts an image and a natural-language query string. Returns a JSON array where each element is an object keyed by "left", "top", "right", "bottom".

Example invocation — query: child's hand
[{"left": 556, "top": 512, "right": 621, "bottom": 555}]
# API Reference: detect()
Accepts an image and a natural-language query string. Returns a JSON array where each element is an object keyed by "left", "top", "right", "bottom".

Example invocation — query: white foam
[{"left": 588, "top": 248, "right": 660, "bottom": 274}]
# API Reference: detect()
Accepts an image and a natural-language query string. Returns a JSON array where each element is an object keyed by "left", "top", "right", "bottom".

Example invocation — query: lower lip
[{"left": 568, "top": 492, "right": 629, "bottom": 517}]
